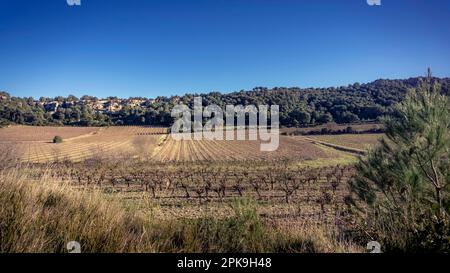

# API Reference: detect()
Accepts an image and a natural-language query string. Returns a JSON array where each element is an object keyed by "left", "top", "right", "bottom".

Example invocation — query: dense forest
[{"left": 1, "top": 77, "right": 449, "bottom": 128}]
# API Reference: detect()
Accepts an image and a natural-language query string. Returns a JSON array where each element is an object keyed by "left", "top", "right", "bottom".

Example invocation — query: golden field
[{"left": 0, "top": 125, "right": 381, "bottom": 164}]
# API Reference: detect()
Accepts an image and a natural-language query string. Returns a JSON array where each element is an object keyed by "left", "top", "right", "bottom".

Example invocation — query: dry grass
[
  {"left": 0, "top": 125, "right": 101, "bottom": 142},
  {"left": 0, "top": 169, "right": 154, "bottom": 253},
  {"left": 0, "top": 167, "right": 361, "bottom": 253}
]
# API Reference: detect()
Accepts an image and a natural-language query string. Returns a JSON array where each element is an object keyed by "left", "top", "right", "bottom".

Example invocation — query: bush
[
  {"left": 349, "top": 78, "right": 450, "bottom": 252},
  {"left": 53, "top": 136, "right": 63, "bottom": 143},
  {"left": 0, "top": 119, "right": 10, "bottom": 128}
]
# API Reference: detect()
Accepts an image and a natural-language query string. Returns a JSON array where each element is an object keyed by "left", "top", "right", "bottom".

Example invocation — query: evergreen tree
[{"left": 349, "top": 72, "right": 450, "bottom": 252}]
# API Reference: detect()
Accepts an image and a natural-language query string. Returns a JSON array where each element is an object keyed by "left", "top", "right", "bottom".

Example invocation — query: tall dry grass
[{"left": 0, "top": 170, "right": 154, "bottom": 252}]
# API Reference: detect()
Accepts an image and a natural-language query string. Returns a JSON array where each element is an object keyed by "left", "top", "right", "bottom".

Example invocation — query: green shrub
[
  {"left": 53, "top": 136, "right": 63, "bottom": 143},
  {"left": 349, "top": 76, "right": 450, "bottom": 252}
]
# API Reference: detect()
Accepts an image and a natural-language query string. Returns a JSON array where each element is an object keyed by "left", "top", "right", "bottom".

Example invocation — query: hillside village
[
  {"left": 0, "top": 91, "right": 161, "bottom": 114},
  {"left": 40, "top": 98, "right": 158, "bottom": 114}
]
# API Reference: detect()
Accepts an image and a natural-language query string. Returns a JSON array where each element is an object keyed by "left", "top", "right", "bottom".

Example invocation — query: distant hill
[{"left": 1, "top": 76, "right": 449, "bottom": 127}]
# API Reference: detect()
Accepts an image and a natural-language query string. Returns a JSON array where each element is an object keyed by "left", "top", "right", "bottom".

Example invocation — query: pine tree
[{"left": 349, "top": 70, "right": 450, "bottom": 252}]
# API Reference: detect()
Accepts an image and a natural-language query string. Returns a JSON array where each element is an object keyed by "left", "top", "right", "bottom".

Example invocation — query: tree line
[{"left": 1, "top": 76, "right": 449, "bottom": 127}]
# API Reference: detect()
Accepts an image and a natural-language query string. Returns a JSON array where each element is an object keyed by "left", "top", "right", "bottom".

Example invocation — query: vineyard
[
  {"left": 0, "top": 126, "right": 166, "bottom": 163},
  {"left": 0, "top": 125, "right": 379, "bottom": 224},
  {"left": 151, "top": 134, "right": 340, "bottom": 162},
  {"left": 0, "top": 125, "right": 381, "bottom": 164},
  {"left": 0, "top": 125, "right": 383, "bottom": 251},
  {"left": 0, "top": 125, "right": 101, "bottom": 142},
  {"left": 0, "top": 124, "right": 381, "bottom": 227},
  {"left": 37, "top": 159, "right": 355, "bottom": 227}
]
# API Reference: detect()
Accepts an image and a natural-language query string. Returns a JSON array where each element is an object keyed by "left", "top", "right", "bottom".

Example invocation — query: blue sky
[{"left": 0, "top": 0, "right": 449, "bottom": 99}]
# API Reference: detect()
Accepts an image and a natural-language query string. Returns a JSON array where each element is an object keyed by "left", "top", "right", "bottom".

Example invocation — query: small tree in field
[
  {"left": 53, "top": 135, "right": 63, "bottom": 143},
  {"left": 349, "top": 71, "right": 450, "bottom": 252}
]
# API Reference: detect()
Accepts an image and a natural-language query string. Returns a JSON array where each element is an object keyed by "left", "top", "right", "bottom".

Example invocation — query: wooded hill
[{"left": 1, "top": 76, "right": 449, "bottom": 127}]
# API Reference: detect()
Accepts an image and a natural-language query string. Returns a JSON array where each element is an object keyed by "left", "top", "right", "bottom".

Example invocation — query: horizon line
[{"left": 2, "top": 74, "right": 449, "bottom": 100}]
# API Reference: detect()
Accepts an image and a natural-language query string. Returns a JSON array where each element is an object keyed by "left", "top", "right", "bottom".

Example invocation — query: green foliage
[
  {"left": 349, "top": 78, "right": 450, "bottom": 252},
  {"left": 0, "top": 119, "right": 10, "bottom": 128},
  {"left": 1, "top": 77, "right": 450, "bottom": 127}
]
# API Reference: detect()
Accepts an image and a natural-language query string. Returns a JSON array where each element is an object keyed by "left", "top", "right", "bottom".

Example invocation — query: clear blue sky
[{"left": 1, "top": 0, "right": 449, "bottom": 99}]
